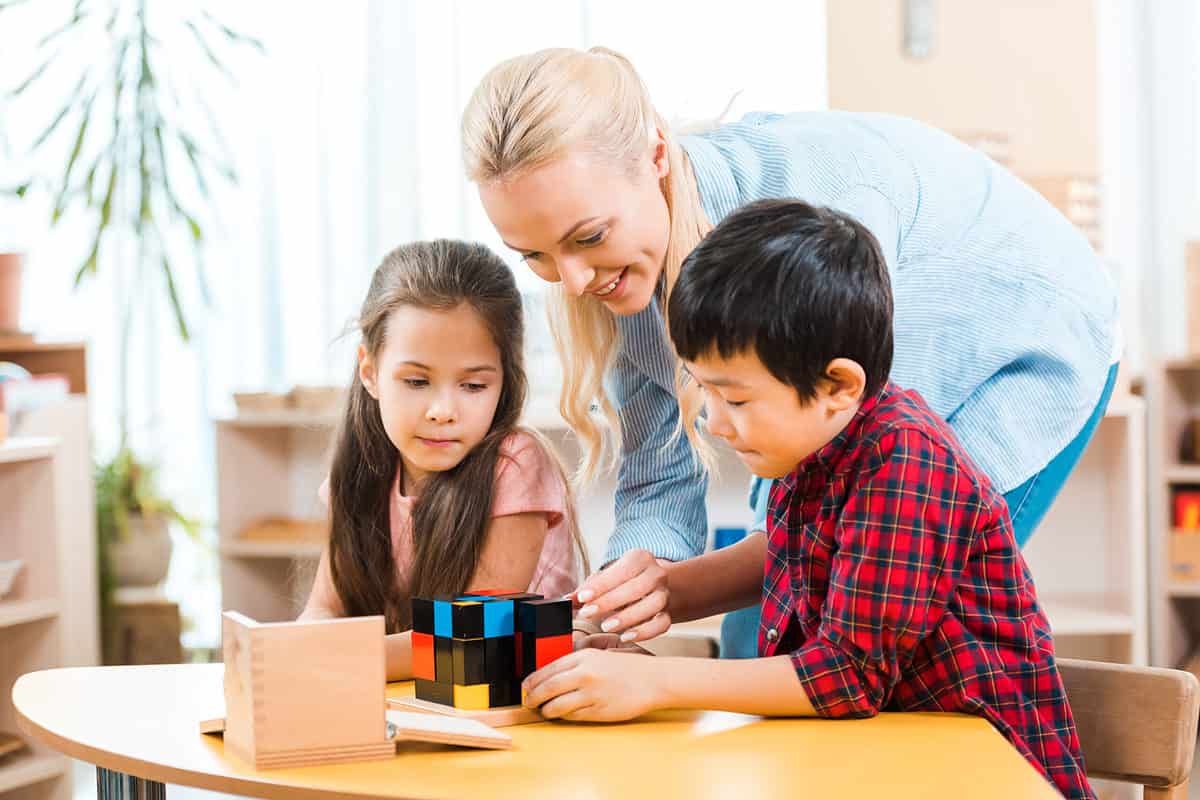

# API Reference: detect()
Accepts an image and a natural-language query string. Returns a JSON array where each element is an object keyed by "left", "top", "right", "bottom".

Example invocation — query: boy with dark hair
[{"left": 523, "top": 199, "right": 1094, "bottom": 799}]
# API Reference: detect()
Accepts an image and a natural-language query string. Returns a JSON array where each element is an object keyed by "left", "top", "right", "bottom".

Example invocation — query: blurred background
[{"left": 0, "top": 2, "right": 1198, "bottom": 796}]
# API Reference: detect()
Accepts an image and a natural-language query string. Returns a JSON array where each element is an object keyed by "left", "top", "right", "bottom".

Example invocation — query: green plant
[
  {"left": 1, "top": 0, "right": 259, "bottom": 622},
  {"left": 95, "top": 447, "right": 203, "bottom": 613}
]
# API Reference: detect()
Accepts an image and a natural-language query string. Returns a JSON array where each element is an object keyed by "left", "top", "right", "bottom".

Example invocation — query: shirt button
[{"left": 766, "top": 628, "right": 779, "bottom": 643}]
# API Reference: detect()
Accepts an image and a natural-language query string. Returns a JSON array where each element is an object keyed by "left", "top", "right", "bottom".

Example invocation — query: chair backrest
[{"left": 1058, "top": 658, "right": 1200, "bottom": 796}]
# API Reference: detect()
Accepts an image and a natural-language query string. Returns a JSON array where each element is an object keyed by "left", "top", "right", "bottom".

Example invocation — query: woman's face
[{"left": 478, "top": 143, "right": 671, "bottom": 317}]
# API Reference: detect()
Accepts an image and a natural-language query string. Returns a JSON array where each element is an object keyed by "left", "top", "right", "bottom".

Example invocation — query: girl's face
[
  {"left": 358, "top": 303, "right": 503, "bottom": 493},
  {"left": 478, "top": 142, "right": 671, "bottom": 317}
]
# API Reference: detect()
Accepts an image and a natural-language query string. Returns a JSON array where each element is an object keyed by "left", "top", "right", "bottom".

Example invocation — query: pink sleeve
[{"left": 491, "top": 434, "right": 566, "bottom": 527}]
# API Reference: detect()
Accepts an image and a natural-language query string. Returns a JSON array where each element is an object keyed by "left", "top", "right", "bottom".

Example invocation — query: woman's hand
[
  {"left": 569, "top": 549, "right": 670, "bottom": 643},
  {"left": 523, "top": 649, "right": 664, "bottom": 721}
]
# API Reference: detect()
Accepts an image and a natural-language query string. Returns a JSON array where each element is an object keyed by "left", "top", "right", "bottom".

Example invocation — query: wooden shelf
[
  {"left": 1168, "top": 582, "right": 1200, "bottom": 598},
  {"left": 1166, "top": 464, "right": 1200, "bottom": 483},
  {"left": 0, "top": 598, "right": 60, "bottom": 629},
  {"left": 0, "top": 752, "right": 70, "bottom": 793},
  {"left": 1101, "top": 394, "right": 1142, "bottom": 418},
  {"left": 218, "top": 411, "right": 339, "bottom": 429},
  {"left": 1041, "top": 598, "right": 1135, "bottom": 636},
  {"left": 221, "top": 540, "right": 323, "bottom": 559},
  {"left": 0, "top": 437, "right": 57, "bottom": 465}
]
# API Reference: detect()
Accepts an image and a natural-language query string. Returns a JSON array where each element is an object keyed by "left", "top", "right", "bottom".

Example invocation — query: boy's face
[{"left": 684, "top": 350, "right": 864, "bottom": 479}]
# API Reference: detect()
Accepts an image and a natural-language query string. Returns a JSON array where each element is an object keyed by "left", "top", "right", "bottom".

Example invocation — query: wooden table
[{"left": 12, "top": 663, "right": 1060, "bottom": 799}]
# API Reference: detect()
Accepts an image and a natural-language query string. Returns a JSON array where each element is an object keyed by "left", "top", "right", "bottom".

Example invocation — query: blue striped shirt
[{"left": 604, "top": 111, "right": 1118, "bottom": 565}]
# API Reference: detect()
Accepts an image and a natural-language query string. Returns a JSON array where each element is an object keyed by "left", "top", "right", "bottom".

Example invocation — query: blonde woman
[{"left": 461, "top": 47, "right": 1119, "bottom": 657}]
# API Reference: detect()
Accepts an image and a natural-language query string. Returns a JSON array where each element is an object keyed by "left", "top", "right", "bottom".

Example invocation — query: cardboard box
[{"left": 1170, "top": 528, "right": 1200, "bottom": 582}]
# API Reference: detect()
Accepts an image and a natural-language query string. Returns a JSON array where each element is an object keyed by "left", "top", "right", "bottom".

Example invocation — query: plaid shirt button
[{"left": 766, "top": 628, "right": 779, "bottom": 643}]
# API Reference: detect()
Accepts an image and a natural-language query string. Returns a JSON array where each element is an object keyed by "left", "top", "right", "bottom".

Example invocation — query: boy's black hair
[{"left": 668, "top": 198, "right": 893, "bottom": 401}]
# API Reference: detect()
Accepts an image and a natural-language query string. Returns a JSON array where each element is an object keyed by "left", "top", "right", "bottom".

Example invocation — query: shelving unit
[
  {"left": 1005, "top": 398, "right": 1147, "bottom": 664},
  {"left": 0, "top": 438, "right": 71, "bottom": 800},
  {"left": 1149, "top": 359, "right": 1200, "bottom": 668},
  {"left": 0, "top": 339, "right": 98, "bottom": 668}
]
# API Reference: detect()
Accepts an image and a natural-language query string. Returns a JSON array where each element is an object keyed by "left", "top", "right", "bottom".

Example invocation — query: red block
[
  {"left": 412, "top": 631, "right": 435, "bottom": 681},
  {"left": 535, "top": 633, "right": 572, "bottom": 669}
]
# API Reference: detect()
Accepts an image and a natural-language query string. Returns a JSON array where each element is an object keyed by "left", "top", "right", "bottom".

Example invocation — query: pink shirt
[{"left": 320, "top": 431, "right": 578, "bottom": 600}]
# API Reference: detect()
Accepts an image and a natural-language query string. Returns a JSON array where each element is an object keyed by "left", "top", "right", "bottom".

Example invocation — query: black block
[
  {"left": 489, "top": 680, "right": 520, "bottom": 708},
  {"left": 451, "top": 602, "right": 485, "bottom": 640},
  {"left": 434, "top": 636, "right": 453, "bottom": 683},
  {"left": 519, "top": 634, "right": 536, "bottom": 680},
  {"left": 411, "top": 597, "right": 435, "bottom": 635},
  {"left": 415, "top": 678, "right": 453, "bottom": 706},
  {"left": 451, "top": 637, "right": 487, "bottom": 685},
  {"left": 484, "top": 635, "right": 516, "bottom": 683},
  {"left": 517, "top": 597, "right": 571, "bottom": 637}
]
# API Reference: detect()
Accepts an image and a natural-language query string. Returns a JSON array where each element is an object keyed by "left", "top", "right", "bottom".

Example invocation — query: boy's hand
[
  {"left": 574, "top": 632, "right": 654, "bottom": 655},
  {"left": 522, "top": 649, "right": 663, "bottom": 722},
  {"left": 569, "top": 549, "right": 670, "bottom": 643}
]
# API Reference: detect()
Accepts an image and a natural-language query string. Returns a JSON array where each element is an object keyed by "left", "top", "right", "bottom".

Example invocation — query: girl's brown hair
[{"left": 327, "top": 240, "right": 587, "bottom": 633}]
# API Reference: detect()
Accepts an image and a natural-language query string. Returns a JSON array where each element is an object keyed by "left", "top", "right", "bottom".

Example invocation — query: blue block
[
  {"left": 434, "top": 600, "right": 452, "bottom": 638},
  {"left": 483, "top": 599, "right": 515, "bottom": 638}
]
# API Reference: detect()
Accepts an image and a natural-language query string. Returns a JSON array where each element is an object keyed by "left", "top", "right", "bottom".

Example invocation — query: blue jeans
[{"left": 719, "top": 363, "right": 1120, "bottom": 658}]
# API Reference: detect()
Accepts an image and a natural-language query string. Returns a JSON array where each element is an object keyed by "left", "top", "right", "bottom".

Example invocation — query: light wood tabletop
[{"left": 12, "top": 663, "right": 1061, "bottom": 799}]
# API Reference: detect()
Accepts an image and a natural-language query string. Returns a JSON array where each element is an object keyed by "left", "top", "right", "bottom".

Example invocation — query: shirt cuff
[
  {"left": 604, "top": 517, "right": 701, "bottom": 565},
  {"left": 790, "top": 636, "right": 881, "bottom": 719}
]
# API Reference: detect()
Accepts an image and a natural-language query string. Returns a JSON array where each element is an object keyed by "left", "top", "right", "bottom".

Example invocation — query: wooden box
[
  {"left": 1169, "top": 529, "right": 1200, "bottom": 583},
  {"left": 221, "top": 612, "right": 394, "bottom": 769}
]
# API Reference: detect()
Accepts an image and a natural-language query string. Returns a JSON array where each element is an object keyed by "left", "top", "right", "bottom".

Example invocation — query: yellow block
[{"left": 453, "top": 683, "right": 490, "bottom": 711}]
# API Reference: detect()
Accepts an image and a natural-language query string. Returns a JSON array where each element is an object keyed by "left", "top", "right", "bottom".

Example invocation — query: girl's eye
[
  {"left": 463, "top": 383, "right": 489, "bottom": 392},
  {"left": 727, "top": 400, "right": 747, "bottom": 408},
  {"left": 576, "top": 230, "right": 605, "bottom": 247},
  {"left": 403, "top": 378, "right": 428, "bottom": 388}
]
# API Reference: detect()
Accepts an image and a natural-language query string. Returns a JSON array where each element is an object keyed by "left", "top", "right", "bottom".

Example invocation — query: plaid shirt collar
[{"left": 779, "top": 384, "right": 891, "bottom": 493}]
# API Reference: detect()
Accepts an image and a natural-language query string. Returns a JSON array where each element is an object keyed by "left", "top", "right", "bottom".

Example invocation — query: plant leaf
[
  {"left": 9, "top": 48, "right": 61, "bottom": 97},
  {"left": 50, "top": 90, "right": 97, "bottom": 224},
  {"left": 199, "top": 9, "right": 265, "bottom": 53},
  {"left": 160, "top": 253, "right": 190, "bottom": 341},
  {"left": 38, "top": 7, "right": 89, "bottom": 49},
  {"left": 74, "top": 226, "right": 102, "bottom": 287},
  {"left": 184, "top": 19, "right": 235, "bottom": 83},
  {"left": 29, "top": 72, "right": 88, "bottom": 149}
]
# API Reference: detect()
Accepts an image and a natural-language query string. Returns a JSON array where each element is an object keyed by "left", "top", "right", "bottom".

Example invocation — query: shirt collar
[{"left": 779, "top": 384, "right": 892, "bottom": 492}]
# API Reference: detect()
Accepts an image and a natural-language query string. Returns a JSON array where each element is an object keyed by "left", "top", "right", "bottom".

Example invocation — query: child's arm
[
  {"left": 522, "top": 649, "right": 818, "bottom": 721},
  {"left": 299, "top": 548, "right": 415, "bottom": 681},
  {"left": 467, "top": 512, "right": 547, "bottom": 590}
]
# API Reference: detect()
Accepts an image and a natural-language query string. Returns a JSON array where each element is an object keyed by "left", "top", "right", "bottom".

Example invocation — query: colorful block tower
[{"left": 410, "top": 590, "right": 572, "bottom": 710}]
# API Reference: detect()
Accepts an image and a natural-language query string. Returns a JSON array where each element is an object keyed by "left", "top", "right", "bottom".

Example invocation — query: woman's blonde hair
[{"left": 462, "top": 46, "right": 714, "bottom": 484}]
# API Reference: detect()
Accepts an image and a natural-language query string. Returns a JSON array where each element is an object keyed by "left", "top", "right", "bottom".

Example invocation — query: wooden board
[
  {"left": 388, "top": 696, "right": 542, "bottom": 728},
  {"left": 386, "top": 710, "right": 511, "bottom": 750},
  {"left": 0, "top": 731, "right": 28, "bottom": 760}
]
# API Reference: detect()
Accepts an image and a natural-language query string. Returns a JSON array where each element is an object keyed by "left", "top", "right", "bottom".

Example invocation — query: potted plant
[
  {"left": 2, "top": 1, "right": 261, "bottom": 631},
  {"left": 95, "top": 448, "right": 200, "bottom": 609}
]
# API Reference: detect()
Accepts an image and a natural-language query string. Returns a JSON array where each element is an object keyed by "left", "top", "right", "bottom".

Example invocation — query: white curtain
[{"left": 1, "top": 0, "right": 828, "bottom": 647}]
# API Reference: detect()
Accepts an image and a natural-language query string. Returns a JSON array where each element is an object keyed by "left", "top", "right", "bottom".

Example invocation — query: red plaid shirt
[{"left": 761, "top": 384, "right": 1093, "bottom": 799}]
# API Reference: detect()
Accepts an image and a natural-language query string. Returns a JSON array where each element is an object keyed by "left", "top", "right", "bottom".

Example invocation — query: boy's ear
[
  {"left": 358, "top": 344, "right": 380, "bottom": 399},
  {"left": 821, "top": 358, "right": 866, "bottom": 413}
]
